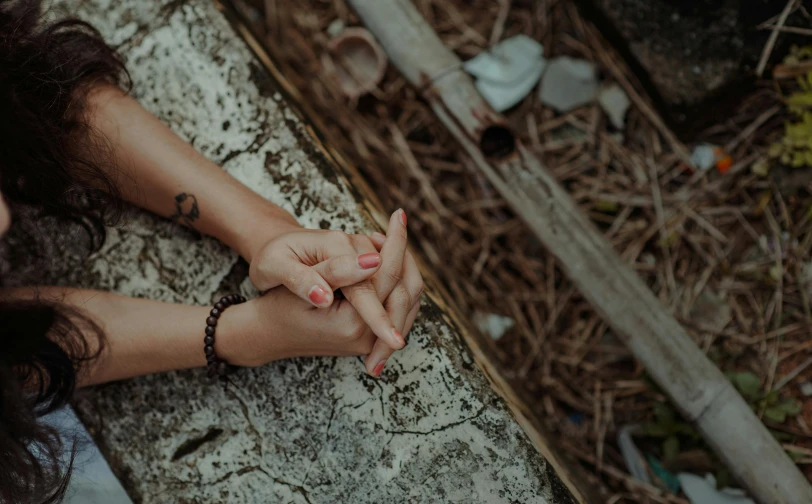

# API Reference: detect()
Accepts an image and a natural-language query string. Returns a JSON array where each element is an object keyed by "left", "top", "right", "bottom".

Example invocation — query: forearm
[
  {"left": 3, "top": 287, "right": 245, "bottom": 386},
  {"left": 85, "top": 85, "right": 299, "bottom": 261}
]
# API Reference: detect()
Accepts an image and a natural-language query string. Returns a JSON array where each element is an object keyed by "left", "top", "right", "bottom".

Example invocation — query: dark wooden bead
[{"left": 203, "top": 296, "right": 245, "bottom": 381}]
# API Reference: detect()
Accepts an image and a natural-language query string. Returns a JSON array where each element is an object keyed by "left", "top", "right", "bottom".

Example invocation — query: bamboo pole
[{"left": 346, "top": 1, "right": 812, "bottom": 502}]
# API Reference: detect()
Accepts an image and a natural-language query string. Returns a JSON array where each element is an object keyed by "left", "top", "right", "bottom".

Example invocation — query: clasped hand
[{"left": 222, "top": 210, "right": 423, "bottom": 377}]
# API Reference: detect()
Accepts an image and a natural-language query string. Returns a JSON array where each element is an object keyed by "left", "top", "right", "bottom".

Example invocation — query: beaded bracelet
[{"left": 204, "top": 293, "right": 246, "bottom": 382}]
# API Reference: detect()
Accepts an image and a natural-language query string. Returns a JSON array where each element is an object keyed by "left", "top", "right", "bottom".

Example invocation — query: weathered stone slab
[{"left": 46, "top": 0, "right": 576, "bottom": 502}]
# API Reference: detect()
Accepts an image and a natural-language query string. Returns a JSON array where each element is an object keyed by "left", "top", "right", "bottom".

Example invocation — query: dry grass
[{"left": 234, "top": 0, "right": 812, "bottom": 500}]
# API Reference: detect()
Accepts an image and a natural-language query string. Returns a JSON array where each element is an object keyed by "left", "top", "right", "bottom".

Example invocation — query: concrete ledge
[{"left": 48, "top": 0, "right": 577, "bottom": 502}]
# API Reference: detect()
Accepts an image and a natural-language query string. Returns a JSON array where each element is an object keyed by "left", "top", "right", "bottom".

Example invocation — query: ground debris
[{"left": 235, "top": 0, "right": 812, "bottom": 500}]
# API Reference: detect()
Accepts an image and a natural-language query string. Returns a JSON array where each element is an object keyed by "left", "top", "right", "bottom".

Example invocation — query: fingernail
[
  {"left": 357, "top": 253, "right": 381, "bottom": 269},
  {"left": 371, "top": 232, "right": 386, "bottom": 243},
  {"left": 308, "top": 285, "right": 330, "bottom": 306},
  {"left": 392, "top": 328, "right": 405, "bottom": 347},
  {"left": 372, "top": 360, "right": 387, "bottom": 377},
  {"left": 399, "top": 209, "right": 407, "bottom": 226}
]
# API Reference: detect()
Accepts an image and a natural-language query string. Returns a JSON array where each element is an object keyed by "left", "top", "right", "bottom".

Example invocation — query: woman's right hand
[{"left": 217, "top": 278, "right": 422, "bottom": 367}]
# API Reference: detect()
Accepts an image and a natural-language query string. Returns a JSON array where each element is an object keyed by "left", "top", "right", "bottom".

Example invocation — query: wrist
[
  {"left": 213, "top": 299, "right": 264, "bottom": 367},
  {"left": 234, "top": 212, "right": 301, "bottom": 263}
]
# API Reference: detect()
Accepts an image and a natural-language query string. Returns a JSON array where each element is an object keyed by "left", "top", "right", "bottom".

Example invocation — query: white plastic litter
[
  {"left": 617, "top": 425, "right": 651, "bottom": 484},
  {"left": 691, "top": 144, "right": 717, "bottom": 171},
  {"left": 677, "top": 473, "right": 754, "bottom": 504},
  {"left": 464, "top": 35, "right": 545, "bottom": 112},
  {"left": 598, "top": 84, "right": 631, "bottom": 129},
  {"left": 539, "top": 56, "right": 598, "bottom": 113},
  {"left": 473, "top": 311, "right": 515, "bottom": 340}
]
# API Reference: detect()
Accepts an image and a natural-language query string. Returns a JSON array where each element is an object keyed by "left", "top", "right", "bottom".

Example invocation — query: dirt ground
[{"left": 232, "top": 0, "right": 812, "bottom": 501}]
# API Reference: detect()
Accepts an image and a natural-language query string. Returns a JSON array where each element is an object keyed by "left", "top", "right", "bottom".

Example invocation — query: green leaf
[
  {"left": 643, "top": 422, "right": 669, "bottom": 437},
  {"left": 770, "top": 428, "right": 794, "bottom": 442},
  {"left": 653, "top": 402, "right": 674, "bottom": 422},
  {"left": 752, "top": 158, "right": 771, "bottom": 176},
  {"left": 715, "top": 469, "right": 731, "bottom": 490},
  {"left": 728, "top": 372, "right": 762, "bottom": 400},
  {"left": 595, "top": 200, "right": 619, "bottom": 213},
  {"left": 777, "top": 399, "right": 802, "bottom": 416},
  {"left": 675, "top": 422, "right": 699, "bottom": 437},
  {"left": 763, "top": 389, "right": 780, "bottom": 405},
  {"left": 764, "top": 405, "right": 788, "bottom": 423},
  {"left": 663, "top": 435, "right": 680, "bottom": 461}
]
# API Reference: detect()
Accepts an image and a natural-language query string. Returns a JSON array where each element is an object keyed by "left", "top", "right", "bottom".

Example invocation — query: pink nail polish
[
  {"left": 372, "top": 360, "right": 387, "bottom": 377},
  {"left": 308, "top": 286, "right": 330, "bottom": 306},
  {"left": 357, "top": 253, "right": 381, "bottom": 269},
  {"left": 393, "top": 328, "right": 405, "bottom": 347},
  {"left": 399, "top": 210, "right": 407, "bottom": 226}
]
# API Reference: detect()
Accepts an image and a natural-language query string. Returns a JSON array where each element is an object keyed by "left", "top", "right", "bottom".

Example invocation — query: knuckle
[
  {"left": 384, "top": 267, "right": 403, "bottom": 285},
  {"left": 390, "top": 285, "right": 413, "bottom": 311},
  {"left": 345, "top": 318, "right": 367, "bottom": 341},
  {"left": 334, "top": 311, "right": 364, "bottom": 341},
  {"left": 324, "top": 257, "right": 345, "bottom": 279},
  {"left": 415, "top": 280, "right": 425, "bottom": 299},
  {"left": 350, "top": 281, "right": 377, "bottom": 297},
  {"left": 350, "top": 234, "right": 371, "bottom": 247},
  {"left": 329, "top": 230, "right": 353, "bottom": 247}
]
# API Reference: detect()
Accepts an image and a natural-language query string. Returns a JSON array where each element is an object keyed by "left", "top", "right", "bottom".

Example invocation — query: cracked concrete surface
[{"left": 32, "top": 0, "right": 576, "bottom": 502}]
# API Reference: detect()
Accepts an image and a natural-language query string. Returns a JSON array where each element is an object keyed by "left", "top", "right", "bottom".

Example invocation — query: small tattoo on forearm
[{"left": 170, "top": 192, "right": 200, "bottom": 228}]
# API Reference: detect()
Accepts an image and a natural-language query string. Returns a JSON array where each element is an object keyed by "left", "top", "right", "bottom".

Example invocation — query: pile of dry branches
[{"left": 235, "top": 0, "right": 812, "bottom": 500}]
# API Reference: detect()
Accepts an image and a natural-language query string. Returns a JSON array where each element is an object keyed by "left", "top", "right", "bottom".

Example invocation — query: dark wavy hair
[{"left": 0, "top": 1, "right": 128, "bottom": 502}]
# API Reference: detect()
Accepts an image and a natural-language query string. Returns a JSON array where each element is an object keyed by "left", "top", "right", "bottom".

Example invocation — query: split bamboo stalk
[{"left": 346, "top": 1, "right": 812, "bottom": 502}]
